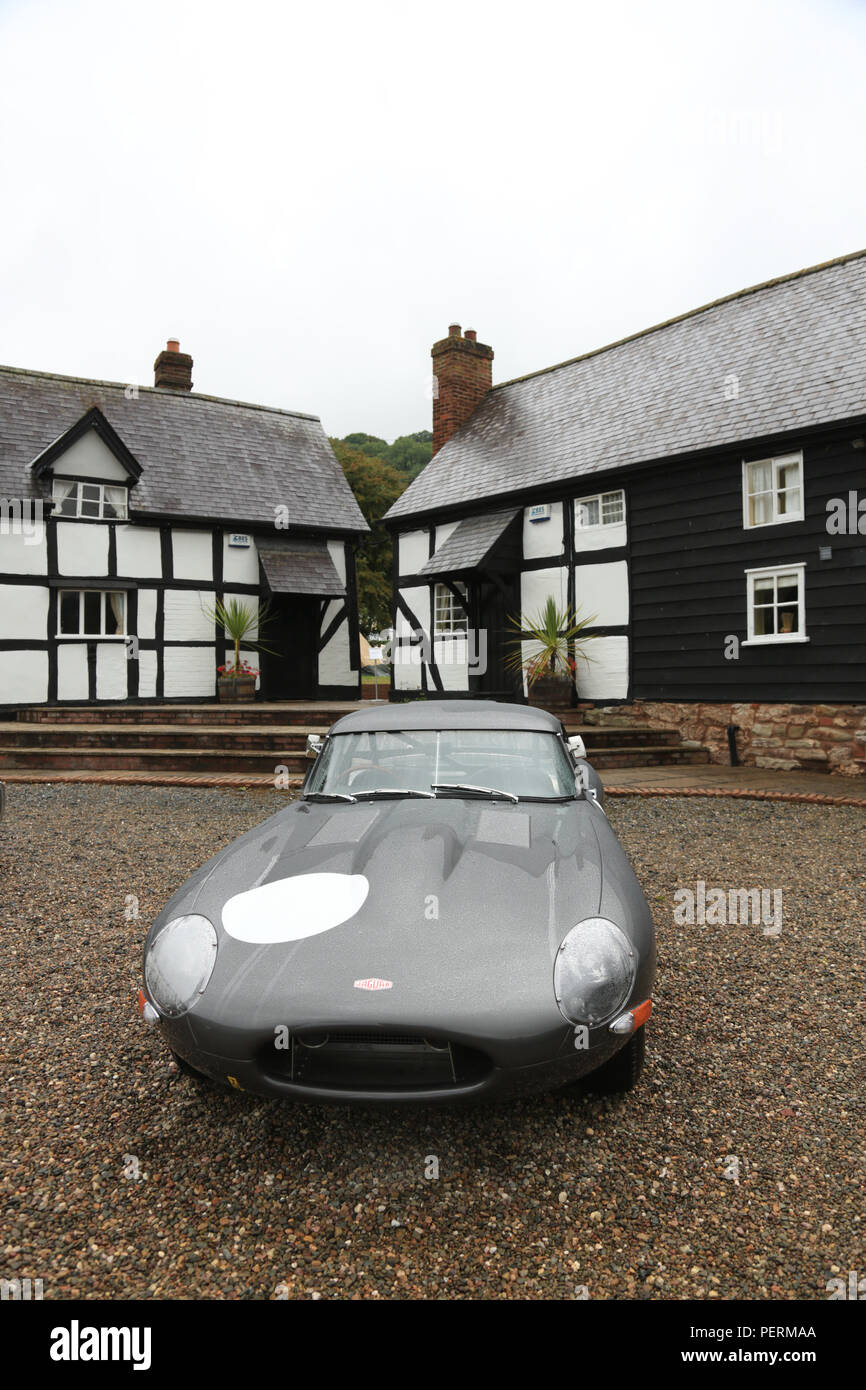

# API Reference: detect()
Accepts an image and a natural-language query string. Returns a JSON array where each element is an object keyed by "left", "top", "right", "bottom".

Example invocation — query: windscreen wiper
[
  {"left": 352, "top": 788, "right": 436, "bottom": 800},
  {"left": 431, "top": 783, "right": 519, "bottom": 803},
  {"left": 302, "top": 791, "right": 357, "bottom": 803}
]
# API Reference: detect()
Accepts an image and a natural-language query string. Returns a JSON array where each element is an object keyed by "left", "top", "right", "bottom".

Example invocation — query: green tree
[
  {"left": 342, "top": 433, "right": 389, "bottom": 457},
  {"left": 387, "top": 432, "right": 433, "bottom": 480},
  {"left": 340, "top": 430, "right": 433, "bottom": 481},
  {"left": 331, "top": 440, "right": 407, "bottom": 636}
]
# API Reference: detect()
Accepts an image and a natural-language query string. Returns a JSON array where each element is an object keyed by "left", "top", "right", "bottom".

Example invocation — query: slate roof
[
  {"left": 387, "top": 249, "right": 866, "bottom": 521},
  {"left": 258, "top": 536, "right": 345, "bottom": 596},
  {"left": 418, "top": 508, "right": 520, "bottom": 576},
  {"left": 0, "top": 366, "right": 368, "bottom": 533}
]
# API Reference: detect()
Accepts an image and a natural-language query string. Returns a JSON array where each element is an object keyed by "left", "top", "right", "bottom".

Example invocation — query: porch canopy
[
  {"left": 418, "top": 508, "right": 520, "bottom": 577},
  {"left": 257, "top": 536, "right": 345, "bottom": 596}
]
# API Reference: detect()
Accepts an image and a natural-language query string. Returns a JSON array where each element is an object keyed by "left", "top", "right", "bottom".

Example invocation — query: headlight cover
[
  {"left": 144, "top": 914, "right": 218, "bottom": 1018},
  {"left": 554, "top": 917, "right": 636, "bottom": 1026}
]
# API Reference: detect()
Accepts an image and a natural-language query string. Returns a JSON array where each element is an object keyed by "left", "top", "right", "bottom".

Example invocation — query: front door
[
  {"left": 260, "top": 595, "right": 319, "bottom": 699},
  {"left": 470, "top": 573, "right": 521, "bottom": 698}
]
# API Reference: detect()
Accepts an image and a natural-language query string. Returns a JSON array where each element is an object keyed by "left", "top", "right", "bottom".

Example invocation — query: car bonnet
[{"left": 177, "top": 797, "right": 605, "bottom": 1031}]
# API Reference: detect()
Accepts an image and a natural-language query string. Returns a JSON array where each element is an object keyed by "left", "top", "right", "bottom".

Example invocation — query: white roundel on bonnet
[{"left": 221, "top": 873, "right": 370, "bottom": 944}]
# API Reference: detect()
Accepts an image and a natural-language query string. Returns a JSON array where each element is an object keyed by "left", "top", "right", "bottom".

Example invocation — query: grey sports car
[{"left": 139, "top": 701, "right": 655, "bottom": 1104}]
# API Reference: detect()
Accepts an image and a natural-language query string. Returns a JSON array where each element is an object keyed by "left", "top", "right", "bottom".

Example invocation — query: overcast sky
[{"left": 2, "top": 0, "right": 865, "bottom": 442}]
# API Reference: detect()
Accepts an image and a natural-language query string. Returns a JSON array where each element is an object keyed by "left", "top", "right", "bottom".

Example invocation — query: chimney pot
[
  {"left": 448, "top": 323, "right": 461, "bottom": 337},
  {"left": 166, "top": 338, "right": 180, "bottom": 353},
  {"left": 464, "top": 328, "right": 477, "bottom": 342}
]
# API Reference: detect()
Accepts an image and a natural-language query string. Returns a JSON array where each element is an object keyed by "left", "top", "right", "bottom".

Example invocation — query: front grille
[
  {"left": 259, "top": 1030, "right": 491, "bottom": 1092},
  {"left": 297, "top": 1031, "right": 424, "bottom": 1047}
]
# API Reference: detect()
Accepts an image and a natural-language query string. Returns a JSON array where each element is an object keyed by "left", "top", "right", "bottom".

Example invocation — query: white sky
[{"left": 1, "top": 0, "right": 865, "bottom": 441}]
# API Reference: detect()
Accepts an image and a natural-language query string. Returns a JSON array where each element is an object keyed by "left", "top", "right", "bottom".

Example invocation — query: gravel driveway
[{"left": 1, "top": 784, "right": 863, "bottom": 1300}]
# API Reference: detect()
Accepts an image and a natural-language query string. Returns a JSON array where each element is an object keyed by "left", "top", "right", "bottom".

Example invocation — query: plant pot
[
  {"left": 528, "top": 674, "right": 573, "bottom": 709},
  {"left": 218, "top": 675, "right": 257, "bottom": 703}
]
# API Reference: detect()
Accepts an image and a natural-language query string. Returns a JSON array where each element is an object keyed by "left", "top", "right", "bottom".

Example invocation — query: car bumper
[{"left": 146, "top": 1005, "right": 647, "bottom": 1106}]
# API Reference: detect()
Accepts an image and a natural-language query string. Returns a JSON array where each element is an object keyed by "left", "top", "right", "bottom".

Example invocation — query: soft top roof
[{"left": 329, "top": 700, "right": 563, "bottom": 735}]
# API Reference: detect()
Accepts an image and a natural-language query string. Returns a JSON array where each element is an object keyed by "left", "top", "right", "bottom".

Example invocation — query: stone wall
[{"left": 581, "top": 701, "right": 866, "bottom": 777}]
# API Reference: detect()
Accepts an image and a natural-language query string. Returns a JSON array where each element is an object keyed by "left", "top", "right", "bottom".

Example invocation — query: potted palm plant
[
  {"left": 505, "top": 597, "right": 597, "bottom": 707},
  {"left": 201, "top": 597, "right": 275, "bottom": 702}
]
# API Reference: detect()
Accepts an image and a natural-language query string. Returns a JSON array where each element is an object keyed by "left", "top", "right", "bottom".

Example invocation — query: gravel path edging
[
  {"left": 604, "top": 786, "right": 866, "bottom": 807},
  {"left": 2, "top": 769, "right": 866, "bottom": 807}
]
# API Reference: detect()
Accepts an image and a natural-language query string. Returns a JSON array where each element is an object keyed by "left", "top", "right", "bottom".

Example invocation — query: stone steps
[
  {"left": 0, "top": 745, "right": 308, "bottom": 775},
  {"left": 586, "top": 745, "right": 711, "bottom": 769},
  {"left": 1, "top": 702, "right": 712, "bottom": 776},
  {"left": 0, "top": 722, "right": 322, "bottom": 751},
  {"left": 561, "top": 723, "right": 682, "bottom": 748},
  {"left": 16, "top": 702, "right": 366, "bottom": 726}
]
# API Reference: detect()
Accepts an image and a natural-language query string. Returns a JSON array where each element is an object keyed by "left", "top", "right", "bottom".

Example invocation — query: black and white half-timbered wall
[
  {"left": 385, "top": 252, "right": 866, "bottom": 774},
  {"left": 0, "top": 341, "right": 367, "bottom": 707}
]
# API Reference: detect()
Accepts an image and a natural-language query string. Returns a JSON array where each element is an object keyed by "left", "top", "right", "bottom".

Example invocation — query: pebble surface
[{"left": 1, "top": 784, "right": 863, "bottom": 1300}]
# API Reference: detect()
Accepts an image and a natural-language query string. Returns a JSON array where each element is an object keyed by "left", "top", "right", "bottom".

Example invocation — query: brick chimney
[
  {"left": 431, "top": 324, "right": 494, "bottom": 454},
  {"left": 153, "top": 338, "right": 193, "bottom": 391}
]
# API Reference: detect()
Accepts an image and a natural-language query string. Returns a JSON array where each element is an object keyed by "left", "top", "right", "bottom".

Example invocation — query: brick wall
[
  {"left": 431, "top": 325, "right": 494, "bottom": 454},
  {"left": 581, "top": 700, "right": 866, "bottom": 776}
]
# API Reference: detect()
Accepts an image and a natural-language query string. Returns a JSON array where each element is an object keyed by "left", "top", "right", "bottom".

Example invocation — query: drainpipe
[{"left": 727, "top": 724, "right": 740, "bottom": 767}]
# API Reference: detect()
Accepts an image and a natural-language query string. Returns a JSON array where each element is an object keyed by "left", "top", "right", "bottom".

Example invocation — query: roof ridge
[
  {"left": 0, "top": 362, "right": 321, "bottom": 423},
  {"left": 493, "top": 246, "right": 866, "bottom": 392}
]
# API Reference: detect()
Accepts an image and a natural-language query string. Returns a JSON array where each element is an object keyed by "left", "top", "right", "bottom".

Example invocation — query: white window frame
[
  {"left": 52, "top": 478, "right": 128, "bottom": 521},
  {"left": 743, "top": 563, "right": 808, "bottom": 646},
  {"left": 575, "top": 488, "right": 625, "bottom": 530},
  {"left": 741, "top": 452, "right": 803, "bottom": 529},
  {"left": 57, "top": 589, "right": 127, "bottom": 639},
  {"left": 433, "top": 582, "right": 468, "bottom": 636}
]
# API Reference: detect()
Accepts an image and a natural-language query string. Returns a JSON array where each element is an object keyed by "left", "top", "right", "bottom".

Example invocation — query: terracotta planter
[
  {"left": 528, "top": 674, "right": 574, "bottom": 709},
  {"left": 218, "top": 675, "right": 257, "bottom": 702}
]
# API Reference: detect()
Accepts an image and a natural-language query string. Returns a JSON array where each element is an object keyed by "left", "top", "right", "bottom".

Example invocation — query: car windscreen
[{"left": 305, "top": 729, "right": 578, "bottom": 800}]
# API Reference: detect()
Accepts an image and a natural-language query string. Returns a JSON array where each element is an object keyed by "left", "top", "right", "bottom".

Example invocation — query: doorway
[
  {"left": 259, "top": 595, "right": 319, "bottom": 699},
  {"left": 470, "top": 572, "right": 521, "bottom": 698}
]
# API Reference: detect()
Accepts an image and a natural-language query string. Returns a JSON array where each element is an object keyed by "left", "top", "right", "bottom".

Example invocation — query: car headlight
[
  {"left": 144, "top": 914, "right": 218, "bottom": 1018},
  {"left": 554, "top": 917, "right": 636, "bottom": 1026}
]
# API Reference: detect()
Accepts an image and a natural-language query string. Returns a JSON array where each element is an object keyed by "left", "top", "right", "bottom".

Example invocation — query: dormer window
[{"left": 52, "top": 479, "right": 128, "bottom": 521}]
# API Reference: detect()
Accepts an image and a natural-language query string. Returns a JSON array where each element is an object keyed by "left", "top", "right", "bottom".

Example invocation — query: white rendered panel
[
  {"left": 57, "top": 522, "right": 109, "bottom": 576},
  {"left": 0, "top": 584, "right": 48, "bottom": 638},
  {"left": 116, "top": 525, "right": 161, "bottom": 578},
  {"left": 574, "top": 560, "right": 629, "bottom": 626},
  {"left": 172, "top": 529, "right": 213, "bottom": 582}
]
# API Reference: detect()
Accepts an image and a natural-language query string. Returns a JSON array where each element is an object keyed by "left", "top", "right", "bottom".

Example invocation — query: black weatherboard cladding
[{"left": 629, "top": 432, "right": 866, "bottom": 702}]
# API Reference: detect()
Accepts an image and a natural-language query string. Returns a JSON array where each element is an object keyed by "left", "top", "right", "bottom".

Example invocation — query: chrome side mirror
[
  {"left": 575, "top": 758, "right": 605, "bottom": 810},
  {"left": 306, "top": 734, "right": 324, "bottom": 760},
  {"left": 567, "top": 734, "right": 587, "bottom": 763}
]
